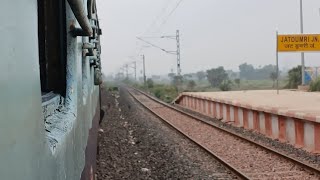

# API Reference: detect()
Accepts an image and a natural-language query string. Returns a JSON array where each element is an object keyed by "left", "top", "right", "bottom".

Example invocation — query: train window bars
[{"left": 37, "top": 0, "right": 67, "bottom": 97}]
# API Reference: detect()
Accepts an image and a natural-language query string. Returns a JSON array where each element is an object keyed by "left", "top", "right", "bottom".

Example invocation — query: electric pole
[
  {"left": 300, "top": 0, "right": 305, "bottom": 85},
  {"left": 128, "top": 61, "right": 137, "bottom": 81},
  {"left": 142, "top": 55, "right": 146, "bottom": 86},
  {"left": 137, "top": 29, "right": 182, "bottom": 76},
  {"left": 176, "top": 30, "right": 181, "bottom": 76},
  {"left": 127, "top": 56, "right": 138, "bottom": 81}
]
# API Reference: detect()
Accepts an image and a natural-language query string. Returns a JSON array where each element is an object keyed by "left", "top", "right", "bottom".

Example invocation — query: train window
[{"left": 37, "top": 0, "right": 67, "bottom": 97}]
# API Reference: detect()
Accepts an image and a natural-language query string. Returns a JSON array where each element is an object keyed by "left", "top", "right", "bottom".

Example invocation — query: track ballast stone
[
  {"left": 130, "top": 88, "right": 320, "bottom": 179},
  {"left": 96, "top": 86, "right": 237, "bottom": 179}
]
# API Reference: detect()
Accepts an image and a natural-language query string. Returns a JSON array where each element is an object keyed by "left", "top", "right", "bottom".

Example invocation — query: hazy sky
[{"left": 97, "top": 0, "right": 320, "bottom": 77}]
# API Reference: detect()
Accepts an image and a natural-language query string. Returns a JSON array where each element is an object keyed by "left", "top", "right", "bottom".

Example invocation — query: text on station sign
[{"left": 277, "top": 34, "right": 320, "bottom": 52}]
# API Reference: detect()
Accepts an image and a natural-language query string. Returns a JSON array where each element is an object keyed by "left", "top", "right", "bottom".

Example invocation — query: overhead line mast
[
  {"left": 136, "top": 29, "right": 181, "bottom": 76},
  {"left": 176, "top": 30, "right": 181, "bottom": 75}
]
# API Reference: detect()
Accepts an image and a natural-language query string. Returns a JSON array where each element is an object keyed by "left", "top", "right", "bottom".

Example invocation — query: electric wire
[
  {"left": 133, "top": 0, "right": 184, "bottom": 64},
  {"left": 155, "top": 0, "right": 184, "bottom": 34},
  {"left": 142, "top": 0, "right": 172, "bottom": 35}
]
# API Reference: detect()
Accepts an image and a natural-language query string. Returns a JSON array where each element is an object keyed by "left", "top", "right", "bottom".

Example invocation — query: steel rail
[
  {"left": 127, "top": 88, "right": 250, "bottom": 180},
  {"left": 129, "top": 87, "right": 320, "bottom": 177}
]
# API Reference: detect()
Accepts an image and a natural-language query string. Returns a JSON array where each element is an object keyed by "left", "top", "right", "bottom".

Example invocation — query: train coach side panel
[
  {"left": 0, "top": 1, "right": 100, "bottom": 180},
  {"left": 0, "top": 0, "right": 47, "bottom": 179}
]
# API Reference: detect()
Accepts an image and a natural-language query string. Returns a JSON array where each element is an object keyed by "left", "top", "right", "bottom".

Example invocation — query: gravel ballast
[
  {"left": 174, "top": 104, "right": 320, "bottom": 169},
  {"left": 96, "top": 86, "right": 237, "bottom": 179},
  {"left": 130, "top": 88, "right": 320, "bottom": 179}
]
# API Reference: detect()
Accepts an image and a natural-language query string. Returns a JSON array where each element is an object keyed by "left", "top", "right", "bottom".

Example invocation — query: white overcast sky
[{"left": 97, "top": 0, "right": 320, "bottom": 77}]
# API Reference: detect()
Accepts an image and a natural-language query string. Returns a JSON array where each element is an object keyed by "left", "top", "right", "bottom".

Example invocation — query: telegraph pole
[
  {"left": 127, "top": 56, "right": 138, "bottom": 81},
  {"left": 176, "top": 30, "right": 181, "bottom": 76},
  {"left": 142, "top": 55, "right": 146, "bottom": 86},
  {"left": 300, "top": 0, "right": 305, "bottom": 85}
]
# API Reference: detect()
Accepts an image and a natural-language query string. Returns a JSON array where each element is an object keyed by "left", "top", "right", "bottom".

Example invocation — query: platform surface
[{"left": 182, "top": 90, "right": 320, "bottom": 121}]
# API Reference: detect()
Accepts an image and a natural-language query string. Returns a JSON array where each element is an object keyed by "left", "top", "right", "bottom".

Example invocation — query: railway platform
[{"left": 174, "top": 90, "right": 320, "bottom": 153}]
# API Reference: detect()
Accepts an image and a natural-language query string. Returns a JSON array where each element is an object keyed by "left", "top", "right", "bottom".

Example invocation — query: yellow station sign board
[{"left": 277, "top": 34, "right": 320, "bottom": 52}]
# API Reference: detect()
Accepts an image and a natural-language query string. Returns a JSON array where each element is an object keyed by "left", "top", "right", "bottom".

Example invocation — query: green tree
[
  {"left": 310, "top": 78, "right": 320, "bottom": 91},
  {"left": 270, "top": 72, "right": 277, "bottom": 88},
  {"left": 234, "top": 78, "right": 240, "bottom": 88},
  {"left": 239, "top": 63, "right": 276, "bottom": 80},
  {"left": 183, "top": 73, "right": 193, "bottom": 80},
  {"left": 187, "top": 80, "right": 196, "bottom": 90},
  {"left": 196, "top": 71, "right": 206, "bottom": 81},
  {"left": 239, "top": 63, "right": 255, "bottom": 80},
  {"left": 226, "top": 70, "right": 238, "bottom": 80},
  {"left": 259, "top": 64, "right": 277, "bottom": 80},
  {"left": 146, "top": 78, "right": 154, "bottom": 88},
  {"left": 172, "top": 75, "right": 183, "bottom": 87},
  {"left": 286, "top": 66, "right": 302, "bottom": 89},
  {"left": 219, "top": 80, "right": 232, "bottom": 91},
  {"left": 168, "top": 73, "right": 175, "bottom": 81},
  {"left": 206, "top": 66, "right": 228, "bottom": 87}
]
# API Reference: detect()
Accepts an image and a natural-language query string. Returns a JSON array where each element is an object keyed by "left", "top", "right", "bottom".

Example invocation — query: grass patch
[
  {"left": 112, "top": 78, "right": 289, "bottom": 104},
  {"left": 151, "top": 84, "right": 178, "bottom": 103},
  {"left": 185, "top": 79, "right": 287, "bottom": 92},
  {"left": 310, "top": 78, "right": 320, "bottom": 92},
  {"left": 232, "top": 79, "right": 287, "bottom": 91}
]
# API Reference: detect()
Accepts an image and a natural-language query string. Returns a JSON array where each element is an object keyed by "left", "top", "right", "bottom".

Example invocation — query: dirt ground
[{"left": 96, "top": 86, "right": 236, "bottom": 180}]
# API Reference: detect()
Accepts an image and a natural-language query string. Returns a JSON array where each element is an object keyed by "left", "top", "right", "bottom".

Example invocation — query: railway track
[{"left": 128, "top": 87, "right": 320, "bottom": 180}]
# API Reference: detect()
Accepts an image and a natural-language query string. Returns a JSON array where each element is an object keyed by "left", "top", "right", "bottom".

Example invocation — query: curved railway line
[{"left": 127, "top": 87, "right": 320, "bottom": 179}]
